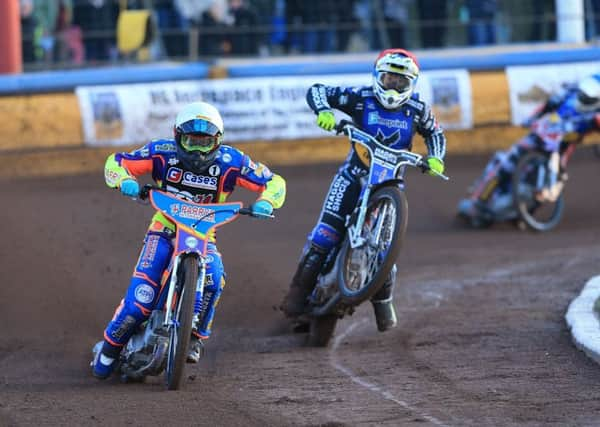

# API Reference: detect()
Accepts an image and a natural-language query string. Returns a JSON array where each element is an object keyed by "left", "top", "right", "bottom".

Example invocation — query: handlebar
[
  {"left": 334, "top": 119, "right": 354, "bottom": 135},
  {"left": 333, "top": 120, "right": 449, "bottom": 181},
  {"left": 138, "top": 184, "right": 274, "bottom": 218}
]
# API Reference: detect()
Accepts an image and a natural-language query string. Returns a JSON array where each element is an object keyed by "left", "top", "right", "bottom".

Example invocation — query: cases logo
[
  {"left": 182, "top": 172, "right": 218, "bottom": 190},
  {"left": 167, "top": 167, "right": 183, "bottom": 183}
]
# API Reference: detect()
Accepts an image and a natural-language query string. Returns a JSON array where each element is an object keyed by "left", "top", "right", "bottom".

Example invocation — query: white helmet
[
  {"left": 174, "top": 101, "right": 224, "bottom": 172},
  {"left": 576, "top": 74, "right": 600, "bottom": 111},
  {"left": 372, "top": 49, "right": 419, "bottom": 109}
]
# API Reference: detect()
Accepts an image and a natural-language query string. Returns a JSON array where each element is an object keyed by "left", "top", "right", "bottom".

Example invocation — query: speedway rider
[
  {"left": 92, "top": 101, "right": 286, "bottom": 379},
  {"left": 281, "top": 49, "right": 447, "bottom": 332},
  {"left": 458, "top": 73, "right": 600, "bottom": 219}
]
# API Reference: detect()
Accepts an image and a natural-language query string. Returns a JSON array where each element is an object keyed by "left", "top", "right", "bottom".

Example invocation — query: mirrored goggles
[
  {"left": 180, "top": 134, "right": 220, "bottom": 153},
  {"left": 378, "top": 72, "right": 412, "bottom": 91},
  {"left": 577, "top": 91, "right": 598, "bottom": 106}
]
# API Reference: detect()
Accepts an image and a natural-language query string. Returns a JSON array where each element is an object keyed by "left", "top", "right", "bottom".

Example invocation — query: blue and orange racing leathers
[{"left": 101, "top": 139, "right": 286, "bottom": 357}]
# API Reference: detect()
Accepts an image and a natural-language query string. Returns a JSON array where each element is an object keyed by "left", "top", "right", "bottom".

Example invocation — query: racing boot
[
  {"left": 91, "top": 340, "right": 120, "bottom": 379},
  {"left": 371, "top": 266, "right": 397, "bottom": 332},
  {"left": 186, "top": 335, "right": 205, "bottom": 364},
  {"left": 280, "top": 245, "right": 327, "bottom": 319}
]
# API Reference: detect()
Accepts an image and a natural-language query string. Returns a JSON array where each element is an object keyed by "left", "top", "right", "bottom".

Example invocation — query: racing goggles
[
  {"left": 378, "top": 72, "right": 412, "bottom": 91},
  {"left": 577, "top": 90, "right": 598, "bottom": 106},
  {"left": 180, "top": 133, "right": 221, "bottom": 153}
]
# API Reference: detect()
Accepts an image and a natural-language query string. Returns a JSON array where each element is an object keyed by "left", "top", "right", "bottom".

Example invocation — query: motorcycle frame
[
  {"left": 344, "top": 126, "right": 424, "bottom": 249},
  {"left": 147, "top": 190, "right": 242, "bottom": 330}
]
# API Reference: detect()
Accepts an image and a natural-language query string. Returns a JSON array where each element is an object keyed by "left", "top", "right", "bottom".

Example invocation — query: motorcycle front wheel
[
  {"left": 512, "top": 152, "right": 564, "bottom": 232},
  {"left": 166, "top": 255, "right": 198, "bottom": 390},
  {"left": 337, "top": 186, "right": 408, "bottom": 305}
]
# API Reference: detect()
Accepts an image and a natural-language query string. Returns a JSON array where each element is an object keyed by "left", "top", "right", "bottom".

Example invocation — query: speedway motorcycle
[
  {"left": 305, "top": 120, "right": 449, "bottom": 346},
  {"left": 94, "top": 185, "right": 271, "bottom": 390},
  {"left": 458, "top": 113, "right": 573, "bottom": 232}
]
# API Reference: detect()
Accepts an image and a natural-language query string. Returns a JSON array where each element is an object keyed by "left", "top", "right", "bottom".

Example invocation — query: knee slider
[{"left": 311, "top": 223, "right": 341, "bottom": 252}]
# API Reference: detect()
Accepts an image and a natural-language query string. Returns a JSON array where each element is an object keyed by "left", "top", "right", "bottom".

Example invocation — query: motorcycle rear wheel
[
  {"left": 166, "top": 255, "right": 198, "bottom": 390},
  {"left": 512, "top": 152, "right": 564, "bottom": 232},
  {"left": 337, "top": 186, "right": 408, "bottom": 305},
  {"left": 307, "top": 314, "right": 338, "bottom": 347}
]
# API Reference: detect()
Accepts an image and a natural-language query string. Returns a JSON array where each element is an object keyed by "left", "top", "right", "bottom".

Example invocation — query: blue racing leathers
[
  {"left": 100, "top": 140, "right": 286, "bottom": 358},
  {"left": 474, "top": 87, "right": 600, "bottom": 201},
  {"left": 305, "top": 83, "right": 447, "bottom": 253},
  {"left": 294, "top": 84, "right": 447, "bottom": 307}
]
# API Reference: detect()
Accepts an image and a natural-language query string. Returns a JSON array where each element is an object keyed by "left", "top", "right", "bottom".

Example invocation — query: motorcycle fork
[
  {"left": 163, "top": 254, "right": 206, "bottom": 329},
  {"left": 371, "top": 198, "right": 389, "bottom": 246},
  {"left": 347, "top": 185, "right": 372, "bottom": 248},
  {"left": 537, "top": 152, "right": 563, "bottom": 202}
]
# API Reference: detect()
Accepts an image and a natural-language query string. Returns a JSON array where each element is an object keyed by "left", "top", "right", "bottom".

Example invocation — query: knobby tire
[
  {"left": 166, "top": 256, "right": 198, "bottom": 390},
  {"left": 337, "top": 186, "right": 408, "bottom": 305}
]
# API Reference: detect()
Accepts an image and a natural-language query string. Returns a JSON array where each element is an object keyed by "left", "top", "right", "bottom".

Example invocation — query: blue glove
[
  {"left": 120, "top": 179, "right": 140, "bottom": 198},
  {"left": 250, "top": 200, "right": 273, "bottom": 218}
]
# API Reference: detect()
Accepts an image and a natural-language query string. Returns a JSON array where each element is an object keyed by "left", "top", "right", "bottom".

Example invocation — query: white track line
[
  {"left": 326, "top": 254, "right": 592, "bottom": 427},
  {"left": 327, "top": 251, "right": 595, "bottom": 426},
  {"left": 329, "top": 319, "right": 449, "bottom": 427}
]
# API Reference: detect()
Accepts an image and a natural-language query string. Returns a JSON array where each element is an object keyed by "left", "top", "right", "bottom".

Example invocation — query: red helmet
[{"left": 372, "top": 49, "right": 420, "bottom": 109}]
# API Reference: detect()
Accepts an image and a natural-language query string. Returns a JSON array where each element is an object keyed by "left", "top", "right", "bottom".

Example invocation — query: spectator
[
  {"left": 54, "top": 0, "right": 85, "bottom": 65},
  {"left": 586, "top": 0, "right": 600, "bottom": 40},
  {"left": 464, "top": 0, "right": 497, "bottom": 46},
  {"left": 153, "top": 0, "right": 189, "bottom": 58},
  {"left": 20, "top": 0, "right": 36, "bottom": 64},
  {"left": 301, "top": 0, "right": 337, "bottom": 53},
  {"left": 228, "top": 0, "right": 260, "bottom": 55},
  {"left": 335, "top": 0, "right": 359, "bottom": 52},
  {"left": 382, "top": 0, "right": 412, "bottom": 48},
  {"left": 529, "top": 0, "right": 556, "bottom": 42},
  {"left": 199, "top": 0, "right": 232, "bottom": 57},
  {"left": 249, "top": 0, "right": 279, "bottom": 55},
  {"left": 32, "top": 0, "right": 61, "bottom": 63},
  {"left": 174, "top": 0, "right": 213, "bottom": 24},
  {"left": 418, "top": 0, "right": 448, "bottom": 48},
  {"left": 284, "top": 0, "right": 304, "bottom": 53},
  {"left": 354, "top": 0, "right": 377, "bottom": 50},
  {"left": 73, "top": 0, "right": 120, "bottom": 63}
]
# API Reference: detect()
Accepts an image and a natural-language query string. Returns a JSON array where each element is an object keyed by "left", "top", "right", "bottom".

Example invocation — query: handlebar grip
[
  {"left": 138, "top": 184, "right": 154, "bottom": 200},
  {"left": 334, "top": 119, "right": 354, "bottom": 135}
]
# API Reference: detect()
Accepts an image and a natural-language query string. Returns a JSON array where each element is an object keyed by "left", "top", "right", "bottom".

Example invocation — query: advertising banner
[
  {"left": 76, "top": 70, "right": 472, "bottom": 147},
  {"left": 506, "top": 61, "right": 600, "bottom": 125}
]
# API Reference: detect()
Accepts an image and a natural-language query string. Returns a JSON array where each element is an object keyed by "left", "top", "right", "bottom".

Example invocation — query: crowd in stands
[{"left": 19, "top": 0, "right": 600, "bottom": 69}]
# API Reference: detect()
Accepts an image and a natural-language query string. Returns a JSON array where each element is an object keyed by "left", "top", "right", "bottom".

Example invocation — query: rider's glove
[
  {"left": 250, "top": 200, "right": 273, "bottom": 218},
  {"left": 120, "top": 178, "right": 140, "bottom": 198},
  {"left": 316, "top": 110, "right": 336, "bottom": 132},
  {"left": 427, "top": 157, "right": 445, "bottom": 176}
]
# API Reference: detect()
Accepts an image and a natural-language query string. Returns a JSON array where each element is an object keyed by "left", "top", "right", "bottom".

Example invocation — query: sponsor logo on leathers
[
  {"left": 182, "top": 172, "right": 218, "bottom": 190},
  {"left": 167, "top": 167, "right": 183, "bottom": 183},
  {"left": 325, "top": 175, "right": 350, "bottom": 213}
]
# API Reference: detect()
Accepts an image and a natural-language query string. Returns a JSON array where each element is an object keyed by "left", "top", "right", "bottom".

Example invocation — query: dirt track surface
[{"left": 1, "top": 147, "right": 600, "bottom": 427}]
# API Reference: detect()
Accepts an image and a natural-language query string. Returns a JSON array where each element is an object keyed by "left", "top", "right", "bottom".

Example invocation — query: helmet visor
[
  {"left": 177, "top": 118, "right": 221, "bottom": 136},
  {"left": 378, "top": 72, "right": 412, "bottom": 91},
  {"left": 180, "top": 134, "right": 220, "bottom": 153},
  {"left": 577, "top": 90, "right": 598, "bottom": 106}
]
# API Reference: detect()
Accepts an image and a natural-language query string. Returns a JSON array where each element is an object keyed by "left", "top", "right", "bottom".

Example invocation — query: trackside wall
[{"left": 0, "top": 45, "right": 598, "bottom": 178}]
